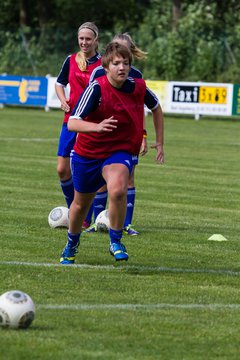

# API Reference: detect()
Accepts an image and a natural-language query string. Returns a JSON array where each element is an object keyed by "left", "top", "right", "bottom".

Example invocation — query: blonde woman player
[
  {"left": 55, "top": 22, "right": 101, "bottom": 228},
  {"left": 86, "top": 33, "right": 148, "bottom": 235}
]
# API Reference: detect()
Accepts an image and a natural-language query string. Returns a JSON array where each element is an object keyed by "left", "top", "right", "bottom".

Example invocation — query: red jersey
[
  {"left": 63, "top": 54, "right": 102, "bottom": 123},
  {"left": 73, "top": 76, "right": 146, "bottom": 158}
]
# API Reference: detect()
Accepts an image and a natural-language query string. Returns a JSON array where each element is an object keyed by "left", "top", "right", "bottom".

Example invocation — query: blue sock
[
  {"left": 93, "top": 190, "right": 108, "bottom": 221},
  {"left": 85, "top": 203, "right": 93, "bottom": 224},
  {"left": 109, "top": 228, "right": 123, "bottom": 245},
  {"left": 67, "top": 231, "right": 81, "bottom": 247},
  {"left": 60, "top": 178, "right": 74, "bottom": 208},
  {"left": 124, "top": 187, "right": 135, "bottom": 227}
]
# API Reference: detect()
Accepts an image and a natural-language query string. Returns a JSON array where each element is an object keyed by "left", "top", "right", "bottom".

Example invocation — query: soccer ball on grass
[
  {"left": 48, "top": 206, "right": 69, "bottom": 228},
  {"left": 95, "top": 209, "right": 110, "bottom": 232},
  {"left": 0, "top": 290, "right": 35, "bottom": 329}
]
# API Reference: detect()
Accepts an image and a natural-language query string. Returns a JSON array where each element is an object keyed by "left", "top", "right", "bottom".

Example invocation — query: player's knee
[
  {"left": 71, "top": 200, "right": 87, "bottom": 214},
  {"left": 128, "top": 177, "right": 134, "bottom": 187},
  {"left": 109, "top": 186, "right": 126, "bottom": 202},
  {"left": 128, "top": 169, "right": 135, "bottom": 187},
  {"left": 57, "top": 164, "right": 71, "bottom": 180},
  {"left": 97, "top": 184, "right": 107, "bottom": 193}
]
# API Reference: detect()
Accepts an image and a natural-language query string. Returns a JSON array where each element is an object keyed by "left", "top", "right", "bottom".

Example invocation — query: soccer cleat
[
  {"left": 82, "top": 220, "right": 91, "bottom": 229},
  {"left": 60, "top": 241, "right": 79, "bottom": 264},
  {"left": 109, "top": 242, "right": 128, "bottom": 261},
  {"left": 123, "top": 224, "right": 139, "bottom": 236},
  {"left": 84, "top": 223, "right": 98, "bottom": 233}
]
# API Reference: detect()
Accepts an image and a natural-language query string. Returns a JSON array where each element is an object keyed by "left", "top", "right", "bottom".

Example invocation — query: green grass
[{"left": 0, "top": 107, "right": 240, "bottom": 359}]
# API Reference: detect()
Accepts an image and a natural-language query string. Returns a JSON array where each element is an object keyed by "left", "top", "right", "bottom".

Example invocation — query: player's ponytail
[
  {"left": 113, "top": 33, "right": 147, "bottom": 60},
  {"left": 76, "top": 52, "right": 87, "bottom": 71}
]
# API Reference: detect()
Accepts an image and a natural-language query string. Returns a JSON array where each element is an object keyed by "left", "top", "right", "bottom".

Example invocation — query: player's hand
[
  {"left": 61, "top": 100, "right": 70, "bottom": 112},
  {"left": 139, "top": 137, "right": 148, "bottom": 156},
  {"left": 97, "top": 116, "right": 118, "bottom": 133},
  {"left": 151, "top": 143, "right": 164, "bottom": 164}
]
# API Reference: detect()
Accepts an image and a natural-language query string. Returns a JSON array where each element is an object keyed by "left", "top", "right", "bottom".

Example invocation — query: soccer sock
[
  {"left": 124, "top": 187, "right": 136, "bottom": 227},
  {"left": 93, "top": 190, "right": 108, "bottom": 221},
  {"left": 85, "top": 203, "right": 93, "bottom": 225},
  {"left": 67, "top": 231, "right": 81, "bottom": 247},
  {"left": 109, "top": 228, "right": 123, "bottom": 245},
  {"left": 60, "top": 178, "right": 74, "bottom": 208}
]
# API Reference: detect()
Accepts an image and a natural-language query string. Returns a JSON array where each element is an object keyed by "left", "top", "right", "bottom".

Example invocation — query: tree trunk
[
  {"left": 37, "top": 0, "right": 52, "bottom": 28},
  {"left": 172, "top": 0, "right": 182, "bottom": 30},
  {"left": 19, "top": 0, "right": 29, "bottom": 27}
]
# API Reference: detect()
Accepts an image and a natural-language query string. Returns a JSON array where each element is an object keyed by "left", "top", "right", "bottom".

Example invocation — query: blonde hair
[
  {"left": 112, "top": 33, "right": 147, "bottom": 60},
  {"left": 76, "top": 22, "right": 99, "bottom": 71}
]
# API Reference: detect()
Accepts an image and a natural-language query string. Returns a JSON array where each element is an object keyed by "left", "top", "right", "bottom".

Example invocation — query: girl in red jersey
[
  {"left": 55, "top": 22, "right": 101, "bottom": 227},
  {"left": 59, "top": 42, "right": 164, "bottom": 264},
  {"left": 87, "top": 33, "right": 148, "bottom": 235}
]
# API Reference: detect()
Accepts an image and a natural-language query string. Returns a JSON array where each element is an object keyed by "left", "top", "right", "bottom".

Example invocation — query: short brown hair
[{"left": 102, "top": 42, "right": 133, "bottom": 69}]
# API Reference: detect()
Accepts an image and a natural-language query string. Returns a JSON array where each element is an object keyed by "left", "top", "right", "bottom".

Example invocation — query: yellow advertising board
[
  {"left": 146, "top": 80, "right": 168, "bottom": 111},
  {"left": 199, "top": 86, "right": 227, "bottom": 104}
]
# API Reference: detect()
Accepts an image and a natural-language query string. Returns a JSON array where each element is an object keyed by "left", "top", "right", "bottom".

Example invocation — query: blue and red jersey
[
  {"left": 56, "top": 53, "right": 102, "bottom": 123},
  {"left": 70, "top": 76, "right": 159, "bottom": 159}
]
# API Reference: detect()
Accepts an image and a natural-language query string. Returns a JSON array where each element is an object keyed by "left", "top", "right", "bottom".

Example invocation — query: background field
[{"left": 0, "top": 107, "right": 240, "bottom": 359}]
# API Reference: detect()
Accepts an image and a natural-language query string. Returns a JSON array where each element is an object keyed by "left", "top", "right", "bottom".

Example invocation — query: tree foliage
[
  {"left": 1, "top": 0, "right": 240, "bottom": 82},
  {"left": 135, "top": 0, "right": 240, "bottom": 81}
]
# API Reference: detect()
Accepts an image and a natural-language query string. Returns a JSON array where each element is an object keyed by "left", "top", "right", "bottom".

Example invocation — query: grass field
[{"left": 0, "top": 107, "right": 240, "bottom": 359}]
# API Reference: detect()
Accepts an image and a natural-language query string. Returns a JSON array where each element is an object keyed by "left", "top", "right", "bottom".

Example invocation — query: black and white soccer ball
[
  {"left": 95, "top": 209, "right": 110, "bottom": 232},
  {"left": 48, "top": 206, "right": 69, "bottom": 228},
  {"left": 0, "top": 290, "right": 35, "bottom": 329}
]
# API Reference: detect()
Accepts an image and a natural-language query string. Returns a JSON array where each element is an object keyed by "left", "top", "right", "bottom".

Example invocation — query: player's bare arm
[
  {"left": 55, "top": 84, "right": 70, "bottom": 112},
  {"left": 68, "top": 116, "right": 118, "bottom": 133},
  {"left": 151, "top": 105, "right": 164, "bottom": 164}
]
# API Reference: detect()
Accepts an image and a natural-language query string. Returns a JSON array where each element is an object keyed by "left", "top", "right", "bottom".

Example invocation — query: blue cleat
[
  {"left": 109, "top": 242, "right": 128, "bottom": 261},
  {"left": 123, "top": 224, "right": 139, "bottom": 236},
  {"left": 60, "top": 241, "right": 79, "bottom": 264}
]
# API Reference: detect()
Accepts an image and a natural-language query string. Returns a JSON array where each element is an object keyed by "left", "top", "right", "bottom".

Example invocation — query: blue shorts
[
  {"left": 70, "top": 151, "right": 134, "bottom": 193},
  {"left": 57, "top": 123, "right": 77, "bottom": 157},
  {"left": 132, "top": 155, "right": 138, "bottom": 166}
]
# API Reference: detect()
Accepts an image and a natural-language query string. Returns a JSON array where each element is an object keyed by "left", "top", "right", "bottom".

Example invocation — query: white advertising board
[
  {"left": 166, "top": 81, "right": 233, "bottom": 116},
  {"left": 46, "top": 77, "right": 70, "bottom": 109}
]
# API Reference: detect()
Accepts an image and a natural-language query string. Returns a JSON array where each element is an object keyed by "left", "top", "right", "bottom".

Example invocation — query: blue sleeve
[
  {"left": 144, "top": 87, "right": 159, "bottom": 110},
  {"left": 70, "top": 81, "right": 101, "bottom": 119},
  {"left": 56, "top": 56, "right": 71, "bottom": 86},
  {"left": 129, "top": 66, "right": 142, "bottom": 79},
  {"left": 89, "top": 66, "right": 106, "bottom": 83}
]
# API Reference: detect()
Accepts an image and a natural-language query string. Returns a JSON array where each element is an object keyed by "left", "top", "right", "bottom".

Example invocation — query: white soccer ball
[
  {"left": 0, "top": 290, "right": 35, "bottom": 329},
  {"left": 48, "top": 206, "right": 69, "bottom": 228},
  {"left": 95, "top": 209, "right": 110, "bottom": 232}
]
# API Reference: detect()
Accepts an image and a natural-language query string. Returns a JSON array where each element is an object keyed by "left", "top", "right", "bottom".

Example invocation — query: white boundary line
[
  {"left": 1, "top": 261, "right": 240, "bottom": 276},
  {"left": 0, "top": 137, "right": 57, "bottom": 142},
  {"left": 1, "top": 261, "right": 239, "bottom": 311},
  {"left": 38, "top": 303, "right": 240, "bottom": 311}
]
